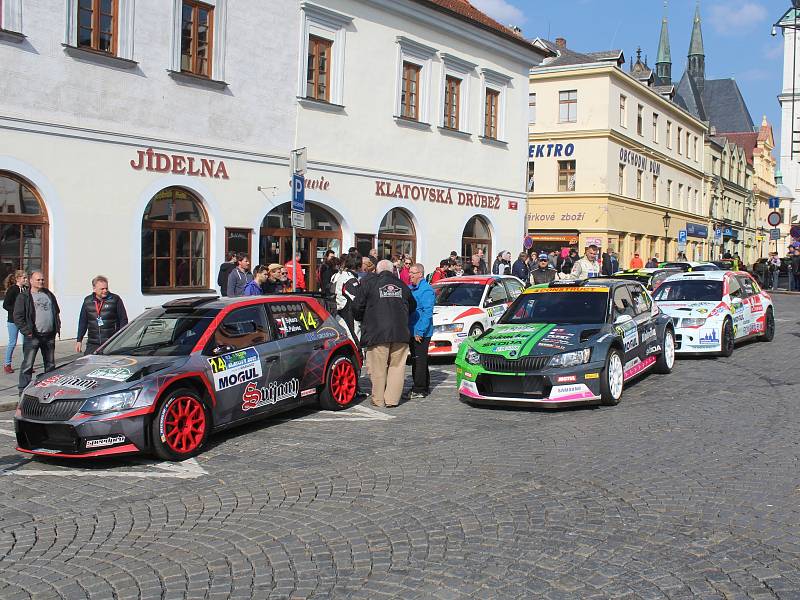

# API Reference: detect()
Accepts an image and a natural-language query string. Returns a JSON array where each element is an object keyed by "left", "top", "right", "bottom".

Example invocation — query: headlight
[
  {"left": 466, "top": 348, "right": 481, "bottom": 365},
  {"left": 80, "top": 389, "right": 141, "bottom": 415},
  {"left": 681, "top": 318, "right": 706, "bottom": 328},
  {"left": 434, "top": 323, "right": 465, "bottom": 334},
  {"left": 549, "top": 348, "right": 591, "bottom": 368}
]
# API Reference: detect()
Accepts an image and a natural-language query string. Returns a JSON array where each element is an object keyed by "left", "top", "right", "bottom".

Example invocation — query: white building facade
[
  {"left": 0, "top": 0, "right": 544, "bottom": 340},
  {"left": 776, "top": 4, "right": 800, "bottom": 223}
]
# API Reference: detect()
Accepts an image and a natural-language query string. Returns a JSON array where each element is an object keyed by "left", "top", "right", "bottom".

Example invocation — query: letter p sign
[{"left": 292, "top": 174, "right": 305, "bottom": 213}]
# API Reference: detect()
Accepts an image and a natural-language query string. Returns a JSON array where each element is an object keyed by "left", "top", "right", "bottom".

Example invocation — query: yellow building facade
[{"left": 527, "top": 56, "right": 710, "bottom": 267}]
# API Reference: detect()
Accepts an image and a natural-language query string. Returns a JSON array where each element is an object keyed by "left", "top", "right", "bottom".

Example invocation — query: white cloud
[
  {"left": 708, "top": 2, "right": 768, "bottom": 34},
  {"left": 470, "top": 0, "right": 526, "bottom": 26}
]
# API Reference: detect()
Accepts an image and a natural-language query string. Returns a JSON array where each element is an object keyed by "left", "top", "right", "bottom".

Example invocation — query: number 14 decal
[{"left": 299, "top": 311, "right": 318, "bottom": 330}]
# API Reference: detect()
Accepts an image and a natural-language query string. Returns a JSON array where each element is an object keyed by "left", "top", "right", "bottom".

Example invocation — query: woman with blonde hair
[{"left": 2, "top": 270, "right": 28, "bottom": 373}]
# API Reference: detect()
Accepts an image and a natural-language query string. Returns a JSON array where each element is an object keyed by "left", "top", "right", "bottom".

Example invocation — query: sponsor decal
[
  {"left": 464, "top": 371, "right": 475, "bottom": 379},
  {"left": 549, "top": 384, "right": 595, "bottom": 401},
  {"left": 646, "top": 344, "right": 662, "bottom": 354},
  {"left": 498, "top": 325, "right": 542, "bottom": 333},
  {"left": 699, "top": 329, "right": 719, "bottom": 345},
  {"left": 87, "top": 367, "right": 133, "bottom": 382},
  {"left": 456, "top": 333, "right": 469, "bottom": 338},
  {"left": 300, "top": 388, "right": 316, "bottom": 398},
  {"left": 623, "top": 355, "right": 656, "bottom": 380},
  {"left": 696, "top": 308, "right": 709, "bottom": 315},
  {"left": 556, "top": 375, "right": 577, "bottom": 383},
  {"left": 492, "top": 345, "right": 521, "bottom": 353},
  {"left": 537, "top": 342, "right": 566, "bottom": 350},
  {"left": 640, "top": 328, "right": 657, "bottom": 344},
  {"left": 305, "top": 329, "right": 339, "bottom": 343},
  {"left": 616, "top": 321, "right": 639, "bottom": 352},
  {"left": 31, "top": 448, "right": 61, "bottom": 454},
  {"left": 207, "top": 347, "right": 263, "bottom": 392},
  {"left": 241, "top": 378, "right": 300, "bottom": 411},
  {"left": 85, "top": 435, "right": 126, "bottom": 449},
  {"left": 35, "top": 375, "right": 98, "bottom": 391},
  {"left": 584, "top": 372, "right": 600, "bottom": 379},
  {"left": 379, "top": 284, "right": 403, "bottom": 299}
]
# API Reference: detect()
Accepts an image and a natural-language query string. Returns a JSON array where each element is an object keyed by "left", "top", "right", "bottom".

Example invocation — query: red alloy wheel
[
  {"left": 162, "top": 396, "right": 207, "bottom": 453},
  {"left": 330, "top": 359, "right": 357, "bottom": 405}
]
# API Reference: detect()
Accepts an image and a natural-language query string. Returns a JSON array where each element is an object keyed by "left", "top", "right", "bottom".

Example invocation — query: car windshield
[
  {"left": 99, "top": 310, "right": 215, "bottom": 356},
  {"left": 434, "top": 283, "right": 484, "bottom": 306},
  {"left": 653, "top": 280, "right": 723, "bottom": 302},
  {"left": 500, "top": 290, "right": 609, "bottom": 325}
]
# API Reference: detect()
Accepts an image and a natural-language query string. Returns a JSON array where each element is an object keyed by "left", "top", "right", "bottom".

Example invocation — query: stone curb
[{"left": 0, "top": 401, "right": 17, "bottom": 413}]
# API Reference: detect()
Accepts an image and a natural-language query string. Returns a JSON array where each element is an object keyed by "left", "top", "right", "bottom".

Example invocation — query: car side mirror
[{"left": 614, "top": 314, "right": 633, "bottom": 326}]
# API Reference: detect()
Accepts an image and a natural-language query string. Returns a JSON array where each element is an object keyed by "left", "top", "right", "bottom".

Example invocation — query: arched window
[
  {"left": 461, "top": 216, "right": 491, "bottom": 262},
  {"left": 142, "top": 187, "right": 209, "bottom": 292},
  {"left": 259, "top": 202, "right": 341, "bottom": 292},
  {"left": 377, "top": 208, "right": 415, "bottom": 260},
  {"left": 0, "top": 172, "right": 48, "bottom": 294}
]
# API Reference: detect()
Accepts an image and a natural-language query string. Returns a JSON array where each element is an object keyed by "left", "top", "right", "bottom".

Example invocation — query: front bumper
[
  {"left": 456, "top": 361, "right": 604, "bottom": 407},
  {"left": 673, "top": 326, "right": 721, "bottom": 353},
  {"left": 14, "top": 401, "right": 150, "bottom": 458},
  {"left": 429, "top": 332, "right": 470, "bottom": 356}
]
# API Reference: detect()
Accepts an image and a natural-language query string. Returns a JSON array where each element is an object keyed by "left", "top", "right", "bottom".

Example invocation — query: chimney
[{"left": 555, "top": 37, "right": 567, "bottom": 49}]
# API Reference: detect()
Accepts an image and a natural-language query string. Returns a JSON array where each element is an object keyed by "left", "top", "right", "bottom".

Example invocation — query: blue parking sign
[
  {"left": 292, "top": 174, "right": 305, "bottom": 213},
  {"left": 678, "top": 230, "right": 687, "bottom": 244}
]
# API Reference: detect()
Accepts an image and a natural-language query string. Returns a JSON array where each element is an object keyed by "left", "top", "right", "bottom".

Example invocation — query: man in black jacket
[
  {"left": 217, "top": 252, "right": 237, "bottom": 296},
  {"left": 75, "top": 275, "right": 129, "bottom": 355},
  {"left": 531, "top": 253, "right": 557, "bottom": 284},
  {"left": 352, "top": 260, "right": 416, "bottom": 408},
  {"left": 14, "top": 271, "right": 61, "bottom": 395}
]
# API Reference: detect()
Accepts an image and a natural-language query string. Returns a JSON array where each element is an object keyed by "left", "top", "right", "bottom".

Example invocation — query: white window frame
[
  {"left": 480, "top": 68, "right": 511, "bottom": 141},
  {"left": 65, "top": 0, "right": 135, "bottom": 59},
  {"left": 297, "top": 2, "right": 351, "bottom": 105},
  {"left": 167, "top": 0, "right": 228, "bottom": 80},
  {"left": 619, "top": 94, "right": 627, "bottom": 128},
  {"left": 652, "top": 113, "right": 659, "bottom": 143},
  {"left": 2, "top": 0, "right": 23, "bottom": 32},
  {"left": 439, "top": 53, "right": 476, "bottom": 132},
  {"left": 395, "top": 36, "right": 436, "bottom": 123}
]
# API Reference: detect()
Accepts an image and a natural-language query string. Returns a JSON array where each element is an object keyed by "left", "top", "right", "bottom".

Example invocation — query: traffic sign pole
[{"left": 291, "top": 148, "right": 307, "bottom": 293}]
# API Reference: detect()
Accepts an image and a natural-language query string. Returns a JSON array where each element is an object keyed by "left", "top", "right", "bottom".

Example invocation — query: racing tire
[
  {"left": 599, "top": 348, "right": 624, "bottom": 406},
  {"left": 319, "top": 354, "right": 358, "bottom": 411},
  {"left": 468, "top": 324, "right": 484, "bottom": 337},
  {"left": 653, "top": 328, "right": 676, "bottom": 374},
  {"left": 760, "top": 308, "right": 775, "bottom": 343},
  {"left": 151, "top": 388, "right": 211, "bottom": 461},
  {"left": 719, "top": 318, "right": 735, "bottom": 357}
]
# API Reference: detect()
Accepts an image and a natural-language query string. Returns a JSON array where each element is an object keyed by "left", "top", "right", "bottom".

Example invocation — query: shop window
[
  {"left": 77, "top": 0, "right": 116, "bottom": 54},
  {"left": 141, "top": 187, "right": 209, "bottom": 292},
  {"left": 0, "top": 172, "right": 48, "bottom": 296},
  {"left": 558, "top": 90, "right": 577, "bottom": 123},
  {"left": 306, "top": 35, "right": 331, "bottom": 101},
  {"left": 378, "top": 208, "right": 415, "bottom": 260},
  {"left": 462, "top": 216, "right": 491, "bottom": 262},
  {"left": 558, "top": 161, "right": 576, "bottom": 192},
  {"left": 355, "top": 234, "right": 374, "bottom": 258},
  {"left": 180, "top": 0, "right": 213, "bottom": 77},
  {"left": 225, "top": 228, "right": 251, "bottom": 257}
]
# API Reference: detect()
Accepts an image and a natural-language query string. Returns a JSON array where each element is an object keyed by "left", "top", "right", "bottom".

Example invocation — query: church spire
[
  {"left": 687, "top": 0, "right": 705, "bottom": 89},
  {"left": 655, "top": 0, "right": 672, "bottom": 86}
]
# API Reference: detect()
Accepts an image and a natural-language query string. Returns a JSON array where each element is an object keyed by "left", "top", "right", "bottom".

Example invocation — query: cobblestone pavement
[{"left": 0, "top": 295, "right": 799, "bottom": 599}]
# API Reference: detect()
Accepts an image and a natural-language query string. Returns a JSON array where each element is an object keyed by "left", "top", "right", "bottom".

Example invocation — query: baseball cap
[{"left": 538, "top": 253, "right": 549, "bottom": 260}]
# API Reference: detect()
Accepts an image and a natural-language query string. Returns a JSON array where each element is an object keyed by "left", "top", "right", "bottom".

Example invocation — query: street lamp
[{"left": 662, "top": 211, "right": 672, "bottom": 260}]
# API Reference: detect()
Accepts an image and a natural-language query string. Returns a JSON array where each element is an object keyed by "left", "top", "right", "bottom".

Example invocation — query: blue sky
[{"left": 473, "top": 0, "right": 789, "bottom": 145}]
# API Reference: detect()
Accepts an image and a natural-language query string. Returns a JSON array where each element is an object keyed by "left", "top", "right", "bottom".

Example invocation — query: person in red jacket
[
  {"left": 629, "top": 253, "right": 644, "bottom": 269},
  {"left": 430, "top": 260, "right": 449, "bottom": 284},
  {"left": 284, "top": 252, "right": 306, "bottom": 291}
]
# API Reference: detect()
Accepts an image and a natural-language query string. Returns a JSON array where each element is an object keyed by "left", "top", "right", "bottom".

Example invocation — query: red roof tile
[
  {"left": 410, "top": 0, "right": 541, "bottom": 52},
  {"left": 720, "top": 132, "right": 757, "bottom": 165}
]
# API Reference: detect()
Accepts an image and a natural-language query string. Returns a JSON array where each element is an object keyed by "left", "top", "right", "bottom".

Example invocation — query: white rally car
[
  {"left": 652, "top": 271, "right": 775, "bottom": 356},
  {"left": 429, "top": 275, "right": 525, "bottom": 356}
]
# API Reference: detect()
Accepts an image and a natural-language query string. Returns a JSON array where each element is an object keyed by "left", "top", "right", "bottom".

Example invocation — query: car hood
[
  {"left": 656, "top": 300, "right": 723, "bottom": 319},
  {"left": 433, "top": 305, "right": 484, "bottom": 325},
  {"left": 469, "top": 323, "right": 606, "bottom": 358},
  {"left": 24, "top": 355, "right": 185, "bottom": 400}
]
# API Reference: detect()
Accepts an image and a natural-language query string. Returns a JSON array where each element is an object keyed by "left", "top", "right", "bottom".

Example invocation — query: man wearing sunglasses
[
  {"left": 530, "top": 253, "right": 557, "bottom": 285},
  {"left": 13, "top": 271, "right": 61, "bottom": 396}
]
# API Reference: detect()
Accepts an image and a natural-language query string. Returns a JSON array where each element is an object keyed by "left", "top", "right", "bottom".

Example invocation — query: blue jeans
[
  {"left": 772, "top": 271, "right": 780, "bottom": 291},
  {"left": 5, "top": 320, "right": 19, "bottom": 366}
]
